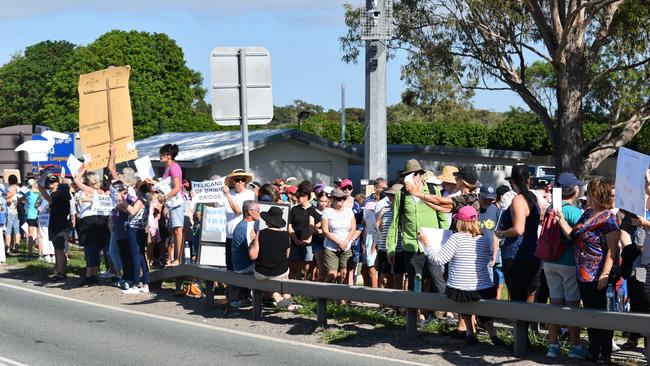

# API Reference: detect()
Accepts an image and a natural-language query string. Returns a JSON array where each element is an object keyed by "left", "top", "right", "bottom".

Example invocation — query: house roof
[
  {"left": 135, "top": 129, "right": 363, "bottom": 168},
  {"left": 135, "top": 128, "right": 530, "bottom": 168}
]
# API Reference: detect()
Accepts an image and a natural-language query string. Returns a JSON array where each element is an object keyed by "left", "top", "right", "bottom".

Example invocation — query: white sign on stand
[{"left": 615, "top": 147, "right": 650, "bottom": 217}]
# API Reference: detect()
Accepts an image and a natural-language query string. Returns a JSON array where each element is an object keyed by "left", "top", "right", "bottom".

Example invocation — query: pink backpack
[{"left": 535, "top": 208, "right": 566, "bottom": 261}]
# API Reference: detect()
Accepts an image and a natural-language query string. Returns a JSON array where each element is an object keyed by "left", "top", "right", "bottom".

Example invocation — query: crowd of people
[{"left": 1, "top": 145, "right": 649, "bottom": 364}]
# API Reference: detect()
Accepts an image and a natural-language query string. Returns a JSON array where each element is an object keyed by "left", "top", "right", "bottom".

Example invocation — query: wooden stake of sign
[{"left": 78, "top": 66, "right": 138, "bottom": 171}]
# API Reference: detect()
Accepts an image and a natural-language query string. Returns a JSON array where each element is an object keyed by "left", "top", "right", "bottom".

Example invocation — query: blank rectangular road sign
[{"left": 210, "top": 47, "right": 273, "bottom": 126}]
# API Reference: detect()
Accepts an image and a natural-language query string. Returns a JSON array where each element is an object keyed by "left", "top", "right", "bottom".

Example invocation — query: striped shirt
[
  {"left": 425, "top": 232, "right": 493, "bottom": 291},
  {"left": 378, "top": 206, "right": 402, "bottom": 252}
]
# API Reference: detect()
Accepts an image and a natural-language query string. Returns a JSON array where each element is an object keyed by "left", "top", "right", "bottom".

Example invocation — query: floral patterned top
[{"left": 570, "top": 209, "right": 620, "bottom": 283}]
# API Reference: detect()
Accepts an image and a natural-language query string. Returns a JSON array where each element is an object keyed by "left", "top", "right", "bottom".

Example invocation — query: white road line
[
  {"left": 0, "top": 355, "right": 29, "bottom": 366},
  {"left": 0, "top": 281, "right": 429, "bottom": 366}
]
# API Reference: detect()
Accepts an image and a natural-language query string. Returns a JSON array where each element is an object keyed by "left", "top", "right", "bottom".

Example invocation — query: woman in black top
[
  {"left": 38, "top": 174, "right": 71, "bottom": 280},
  {"left": 249, "top": 206, "right": 301, "bottom": 311}
]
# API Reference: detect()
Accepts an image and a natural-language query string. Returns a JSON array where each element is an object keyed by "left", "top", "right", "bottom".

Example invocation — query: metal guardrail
[{"left": 150, "top": 264, "right": 650, "bottom": 357}]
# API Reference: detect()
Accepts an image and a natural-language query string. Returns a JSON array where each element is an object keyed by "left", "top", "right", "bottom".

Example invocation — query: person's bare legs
[
  {"left": 28, "top": 226, "right": 37, "bottom": 257},
  {"left": 55, "top": 249, "right": 67, "bottom": 275},
  {"left": 13, "top": 234, "right": 20, "bottom": 252},
  {"left": 169, "top": 227, "right": 183, "bottom": 265}
]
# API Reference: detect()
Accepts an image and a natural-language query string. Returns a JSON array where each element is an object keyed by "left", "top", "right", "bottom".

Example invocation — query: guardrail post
[
  {"left": 406, "top": 308, "right": 418, "bottom": 339},
  {"left": 205, "top": 281, "right": 214, "bottom": 307},
  {"left": 512, "top": 321, "right": 528, "bottom": 357},
  {"left": 644, "top": 334, "right": 649, "bottom": 360},
  {"left": 175, "top": 279, "right": 183, "bottom": 292},
  {"left": 317, "top": 298, "right": 327, "bottom": 328},
  {"left": 252, "top": 290, "right": 263, "bottom": 320}
]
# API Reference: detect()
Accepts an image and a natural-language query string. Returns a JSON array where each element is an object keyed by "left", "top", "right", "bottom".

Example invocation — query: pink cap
[
  {"left": 339, "top": 178, "right": 353, "bottom": 189},
  {"left": 453, "top": 206, "right": 478, "bottom": 222},
  {"left": 284, "top": 185, "right": 298, "bottom": 194}
]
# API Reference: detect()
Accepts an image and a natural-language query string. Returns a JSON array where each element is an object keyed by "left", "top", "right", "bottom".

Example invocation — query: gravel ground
[{"left": 0, "top": 263, "right": 643, "bottom": 366}]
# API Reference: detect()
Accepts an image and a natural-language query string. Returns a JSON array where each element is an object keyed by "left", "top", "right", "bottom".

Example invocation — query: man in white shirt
[{"left": 224, "top": 169, "right": 256, "bottom": 270}]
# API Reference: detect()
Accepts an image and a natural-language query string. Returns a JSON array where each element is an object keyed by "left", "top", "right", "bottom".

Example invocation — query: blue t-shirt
[
  {"left": 479, "top": 204, "right": 501, "bottom": 265},
  {"left": 547, "top": 202, "right": 583, "bottom": 266},
  {"left": 25, "top": 191, "right": 41, "bottom": 220},
  {"left": 231, "top": 219, "right": 257, "bottom": 272}
]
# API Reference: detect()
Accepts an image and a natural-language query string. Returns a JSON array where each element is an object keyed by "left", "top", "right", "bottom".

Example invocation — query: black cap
[
  {"left": 479, "top": 185, "right": 497, "bottom": 200},
  {"left": 453, "top": 167, "right": 478, "bottom": 185}
]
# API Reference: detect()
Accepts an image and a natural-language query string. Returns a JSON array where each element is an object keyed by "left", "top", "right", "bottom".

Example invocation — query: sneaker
[
  {"left": 78, "top": 276, "right": 99, "bottom": 287},
  {"left": 122, "top": 287, "right": 141, "bottom": 294},
  {"left": 98, "top": 271, "right": 113, "bottom": 279},
  {"left": 568, "top": 345, "right": 587, "bottom": 360},
  {"left": 546, "top": 344, "right": 561, "bottom": 358},
  {"left": 230, "top": 298, "right": 252, "bottom": 308},
  {"left": 139, "top": 285, "right": 150, "bottom": 294},
  {"left": 119, "top": 280, "right": 131, "bottom": 290}
]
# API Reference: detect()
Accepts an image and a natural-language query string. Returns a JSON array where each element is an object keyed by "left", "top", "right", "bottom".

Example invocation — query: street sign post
[{"left": 211, "top": 47, "right": 273, "bottom": 172}]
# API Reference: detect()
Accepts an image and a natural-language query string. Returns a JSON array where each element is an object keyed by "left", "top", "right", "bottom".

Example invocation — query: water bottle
[
  {"left": 414, "top": 274, "right": 422, "bottom": 293},
  {"left": 183, "top": 242, "right": 191, "bottom": 264},
  {"left": 606, "top": 284, "right": 615, "bottom": 311},
  {"left": 617, "top": 291, "right": 626, "bottom": 312}
]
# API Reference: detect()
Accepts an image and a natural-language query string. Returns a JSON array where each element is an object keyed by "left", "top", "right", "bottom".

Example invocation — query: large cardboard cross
[{"left": 78, "top": 66, "right": 138, "bottom": 171}]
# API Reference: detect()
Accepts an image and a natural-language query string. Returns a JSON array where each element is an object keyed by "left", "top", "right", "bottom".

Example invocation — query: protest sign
[
  {"left": 78, "top": 66, "right": 137, "bottom": 171},
  {"left": 257, "top": 202, "right": 290, "bottom": 231},
  {"left": 155, "top": 177, "right": 183, "bottom": 209},
  {"left": 66, "top": 154, "right": 83, "bottom": 178},
  {"left": 615, "top": 147, "right": 650, "bottom": 217},
  {"left": 201, "top": 206, "right": 227, "bottom": 243},
  {"left": 30, "top": 132, "right": 74, "bottom": 171},
  {"left": 552, "top": 188, "right": 562, "bottom": 211},
  {"left": 93, "top": 192, "right": 115, "bottom": 216},
  {"left": 3, "top": 169, "right": 21, "bottom": 184},
  {"left": 191, "top": 179, "right": 225, "bottom": 204},
  {"left": 199, "top": 206, "right": 227, "bottom": 266},
  {"left": 417, "top": 228, "right": 453, "bottom": 253},
  {"left": 134, "top": 156, "right": 155, "bottom": 180}
]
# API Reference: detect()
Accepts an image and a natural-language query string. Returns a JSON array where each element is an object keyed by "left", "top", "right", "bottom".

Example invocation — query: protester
[
  {"left": 24, "top": 179, "right": 42, "bottom": 258},
  {"left": 322, "top": 188, "right": 356, "bottom": 283},
  {"left": 224, "top": 169, "right": 256, "bottom": 271},
  {"left": 120, "top": 182, "right": 152, "bottom": 294},
  {"left": 288, "top": 187, "right": 316, "bottom": 280},
  {"left": 229, "top": 200, "right": 260, "bottom": 307},
  {"left": 556, "top": 179, "right": 620, "bottom": 364},
  {"left": 420, "top": 205, "right": 502, "bottom": 345},
  {"left": 158, "top": 143, "right": 185, "bottom": 266},
  {"left": 74, "top": 165, "right": 110, "bottom": 286},
  {"left": 337, "top": 179, "right": 363, "bottom": 285},
  {"left": 376, "top": 184, "right": 405, "bottom": 289},
  {"left": 310, "top": 191, "right": 329, "bottom": 281},
  {"left": 628, "top": 179, "right": 650, "bottom": 350},
  {"left": 4, "top": 174, "right": 20, "bottom": 254},
  {"left": 38, "top": 174, "right": 71, "bottom": 280},
  {"left": 540, "top": 172, "right": 586, "bottom": 359},
  {"left": 387, "top": 159, "right": 446, "bottom": 293},
  {"left": 478, "top": 185, "right": 501, "bottom": 290},
  {"left": 249, "top": 206, "right": 301, "bottom": 311}
]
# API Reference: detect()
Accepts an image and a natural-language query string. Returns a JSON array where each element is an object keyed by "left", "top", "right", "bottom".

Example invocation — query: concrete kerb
[{"left": 150, "top": 264, "right": 650, "bottom": 357}]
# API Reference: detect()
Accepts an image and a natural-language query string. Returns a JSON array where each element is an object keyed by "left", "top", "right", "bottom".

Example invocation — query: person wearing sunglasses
[{"left": 224, "top": 169, "right": 256, "bottom": 272}]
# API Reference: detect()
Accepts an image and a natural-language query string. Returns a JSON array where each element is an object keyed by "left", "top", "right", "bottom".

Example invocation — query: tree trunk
[{"left": 554, "top": 46, "right": 586, "bottom": 177}]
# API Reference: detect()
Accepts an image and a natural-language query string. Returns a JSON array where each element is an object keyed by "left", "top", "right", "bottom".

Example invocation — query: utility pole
[{"left": 363, "top": 0, "right": 390, "bottom": 180}]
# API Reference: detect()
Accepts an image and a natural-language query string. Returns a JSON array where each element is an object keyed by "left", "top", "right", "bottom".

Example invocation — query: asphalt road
[{"left": 0, "top": 282, "right": 418, "bottom": 366}]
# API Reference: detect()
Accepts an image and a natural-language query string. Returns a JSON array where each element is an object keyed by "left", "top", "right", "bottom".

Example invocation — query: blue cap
[
  {"left": 479, "top": 185, "right": 496, "bottom": 200},
  {"left": 556, "top": 172, "right": 586, "bottom": 188}
]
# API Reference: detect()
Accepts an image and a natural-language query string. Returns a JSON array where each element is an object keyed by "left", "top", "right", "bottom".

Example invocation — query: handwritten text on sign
[
  {"left": 93, "top": 193, "right": 115, "bottom": 216},
  {"left": 192, "top": 179, "right": 225, "bottom": 204},
  {"left": 201, "top": 206, "right": 227, "bottom": 243}
]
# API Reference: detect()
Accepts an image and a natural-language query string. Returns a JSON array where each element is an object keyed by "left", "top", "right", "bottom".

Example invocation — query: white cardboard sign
[
  {"left": 191, "top": 180, "right": 225, "bottom": 204},
  {"left": 615, "top": 147, "right": 650, "bottom": 217}
]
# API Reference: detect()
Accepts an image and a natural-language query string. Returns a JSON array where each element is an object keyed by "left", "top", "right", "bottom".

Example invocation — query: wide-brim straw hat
[
  {"left": 437, "top": 165, "right": 459, "bottom": 184},
  {"left": 401, "top": 159, "right": 424, "bottom": 176},
  {"left": 225, "top": 169, "right": 254, "bottom": 187},
  {"left": 385, "top": 183, "right": 403, "bottom": 195}
]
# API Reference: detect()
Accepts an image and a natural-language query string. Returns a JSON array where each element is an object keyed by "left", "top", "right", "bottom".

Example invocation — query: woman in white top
[
  {"left": 74, "top": 165, "right": 110, "bottom": 286},
  {"left": 321, "top": 188, "right": 357, "bottom": 283},
  {"left": 419, "top": 205, "right": 502, "bottom": 346}
]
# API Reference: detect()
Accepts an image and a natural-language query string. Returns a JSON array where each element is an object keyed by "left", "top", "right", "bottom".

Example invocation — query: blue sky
[{"left": 0, "top": 0, "right": 525, "bottom": 112}]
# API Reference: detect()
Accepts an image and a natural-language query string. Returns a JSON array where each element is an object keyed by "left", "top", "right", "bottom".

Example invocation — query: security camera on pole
[
  {"left": 361, "top": 0, "right": 392, "bottom": 180},
  {"left": 210, "top": 47, "right": 273, "bottom": 172}
]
